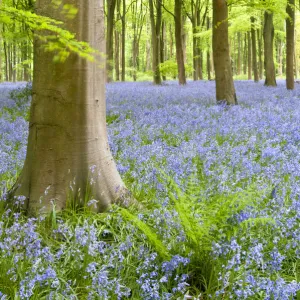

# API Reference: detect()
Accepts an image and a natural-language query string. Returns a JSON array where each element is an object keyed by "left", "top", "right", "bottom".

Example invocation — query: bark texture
[
  {"left": 106, "top": 0, "right": 117, "bottom": 82},
  {"left": 251, "top": 17, "right": 259, "bottom": 82},
  {"left": 286, "top": 0, "right": 295, "bottom": 90},
  {"left": 263, "top": 11, "right": 276, "bottom": 86},
  {"left": 149, "top": 0, "right": 162, "bottom": 84},
  {"left": 212, "top": 0, "right": 237, "bottom": 104},
  {"left": 175, "top": 0, "right": 186, "bottom": 85},
  {"left": 12, "top": 0, "right": 127, "bottom": 214}
]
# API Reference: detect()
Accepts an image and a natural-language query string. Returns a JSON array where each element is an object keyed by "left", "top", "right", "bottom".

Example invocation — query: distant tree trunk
[
  {"left": 207, "top": 16, "right": 211, "bottom": 80},
  {"left": 247, "top": 31, "right": 252, "bottom": 80},
  {"left": 12, "top": 0, "right": 129, "bottom": 214},
  {"left": 106, "top": 0, "right": 117, "bottom": 82},
  {"left": 115, "top": 30, "right": 120, "bottom": 81},
  {"left": 295, "top": 29, "right": 298, "bottom": 79},
  {"left": 181, "top": 15, "right": 187, "bottom": 64},
  {"left": 251, "top": 17, "right": 259, "bottom": 82},
  {"left": 174, "top": 0, "right": 186, "bottom": 84},
  {"left": 212, "top": 0, "right": 237, "bottom": 104},
  {"left": 121, "top": 0, "right": 126, "bottom": 81},
  {"left": 257, "top": 28, "right": 263, "bottom": 79},
  {"left": 263, "top": 11, "right": 276, "bottom": 86},
  {"left": 243, "top": 33, "right": 247, "bottom": 75},
  {"left": 237, "top": 32, "right": 241, "bottom": 75},
  {"left": 286, "top": 0, "right": 295, "bottom": 90},
  {"left": 277, "top": 36, "right": 283, "bottom": 76},
  {"left": 149, "top": 0, "right": 162, "bottom": 84},
  {"left": 160, "top": 21, "right": 167, "bottom": 81}
]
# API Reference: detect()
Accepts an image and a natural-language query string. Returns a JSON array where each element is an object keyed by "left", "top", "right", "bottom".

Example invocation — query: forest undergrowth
[{"left": 0, "top": 80, "right": 299, "bottom": 299}]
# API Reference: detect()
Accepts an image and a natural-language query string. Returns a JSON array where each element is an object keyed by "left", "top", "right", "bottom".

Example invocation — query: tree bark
[
  {"left": 207, "top": 16, "right": 211, "bottom": 80},
  {"left": 11, "top": 0, "right": 128, "bottom": 214},
  {"left": 212, "top": 0, "right": 237, "bottom": 104},
  {"left": 251, "top": 17, "right": 259, "bottom": 82},
  {"left": 237, "top": 32, "right": 241, "bottom": 75},
  {"left": 257, "top": 28, "right": 263, "bottom": 79},
  {"left": 121, "top": 0, "right": 126, "bottom": 81},
  {"left": 247, "top": 31, "right": 252, "bottom": 80},
  {"left": 106, "top": 0, "right": 117, "bottom": 82},
  {"left": 243, "top": 33, "right": 247, "bottom": 75},
  {"left": 115, "top": 30, "right": 120, "bottom": 81},
  {"left": 174, "top": 0, "right": 186, "bottom": 84},
  {"left": 286, "top": 0, "right": 295, "bottom": 90},
  {"left": 263, "top": 11, "right": 276, "bottom": 86},
  {"left": 149, "top": 0, "right": 162, "bottom": 84}
]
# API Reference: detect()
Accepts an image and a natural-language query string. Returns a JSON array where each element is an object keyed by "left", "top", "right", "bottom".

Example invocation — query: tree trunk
[
  {"left": 243, "top": 33, "right": 247, "bottom": 75},
  {"left": 212, "top": 0, "right": 237, "bottom": 104},
  {"left": 286, "top": 0, "right": 295, "bottom": 90},
  {"left": 263, "top": 11, "right": 276, "bottom": 86},
  {"left": 237, "top": 32, "right": 241, "bottom": 75},
  {"left": 161, "top": 21, "right": 167, "bottom": 81},
  {"left": 12, "top": 0, "right": 127, "bottom": 214},
  {"left": 251, "top": 17, "right": 259, "bottom": 82},
  {"left": 257, "top": 28, "right": 263, "bottom": 79},
  {"left": 174, "top": 0, "right": 186, "bottom": 85},
  {"left": 121, "top": 0, "right": 126, "bottom": 81},
  {"left": 247, "top": 31, "right": 252, "bottom": 80},
  {"left": 277, "top": 37, "right": 283, "bottom": 76},
  {"left": 149, "top": 0, "right": 162, "bottom": 84},
  {"left": 106, "top": 0, "right": 116, "bottom": 83},
  {"left": 207, "top": 16, "right": 211, "bottom": 80},
  {"left": 115, "top": 30, "right": 120, "bottom": 81}
]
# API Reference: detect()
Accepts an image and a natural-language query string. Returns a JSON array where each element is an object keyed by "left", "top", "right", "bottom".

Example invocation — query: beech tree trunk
[
  {"left": 174, "top": 0, "right": 186, "bottom": 85},
  {"left": 149, "top": 0, "right": 162, "bottom": 84},
  {"left": 286, "top": 0, "right": 295, "bottom": 90},
  {"left": 251, "top": 17, "right": 259, "bottom": 82},
  {"left": 237, "top": 32, "right": 241, "bottom": 75},
  {"left": 121, "top": 0, "right": 126, "bottom": 81},
  {"left": 11, "top": 0, "right": 127, "bottom": 214},
  {"left": 212, "top": 0, "right": 237, "bottom": 104},
  {"left": 247, "top": 31, "right": 252, "bottom": 80},
  {"left": 257, "top": 28, "right": 263, "bottom": 79},
  {"left": 207, "top": 17, "right": 211, "bottom": 80},
  {"left": 106, "top": 0, "right": 117, "bottom": 82},
  {"left": 243, "top": 33, "right": 247, "bottom": 75},
  {"left": 263, "top": 11, "right": 276, "bottom": 86}
]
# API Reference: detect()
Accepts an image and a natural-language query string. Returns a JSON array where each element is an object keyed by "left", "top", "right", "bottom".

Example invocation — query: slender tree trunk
[
  {"left": 121, "top": 0, "right": 126, "bottom": 81},
  {"left": 237, "top": 32, "right": 241, "bottom": 75},
  {"left": 251, "top": 17, "right": 259, "bottom": 82},
  {"left": 161, "top": 21, "right": 167, "bottom": 81},
  {"left": 295, "top": 29, "right": 298, "bottom": 79},
  {"left": 106, "top": 0, "right": 117, "bottom": 82},
  {"left": 277, "top": 36, "right": 283, "bottom": 76},
  {"left": 257, "top": 28, "right": 263, "bottom": 79},
  {"left": 115, "top": 30, "right": 120, "bottom": 81},
  {"left": 243, "top": 33, "right": 247, "bottom": 75},
  {"left": 263, "top": 11, "right": 276, "bottom": 86},
  {"left": 12, "top": 0, "right": 128, "bottom": 214},
  {"left": 174, "top": 0, "right": 186, "bottom": 84},
  {"left": 247, "top": 31, "right": 252, "bottom": 80},
  {"left": 286, "top": 0, "right": 295, "bottom": 89},
  {"left": 212, "top": 0, "right": 237, "bottom": 104},
  {"left": 149, "top": 0, "right": 162, "bottom": 84},
  {"left": 207, "top": 16, "right": 211, "bottom": 80}
]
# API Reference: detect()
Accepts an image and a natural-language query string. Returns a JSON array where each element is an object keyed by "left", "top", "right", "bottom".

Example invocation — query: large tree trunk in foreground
[
  {"left": 263, "top": 11, "right": 276, "bottom": 86},
  {"left": 212, "top": 0, "right": 237, "bottom": 104},
  {"left": 286, "top": 0, "right": 295, "bottom": 90},
  {"left": 12, "top": 0, "right": 126, "bottom": 214}
]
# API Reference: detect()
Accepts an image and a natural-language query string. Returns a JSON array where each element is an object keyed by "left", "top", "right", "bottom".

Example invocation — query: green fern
[{"left": 118, "top": 208, "right": 171, "bottom": 260}]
